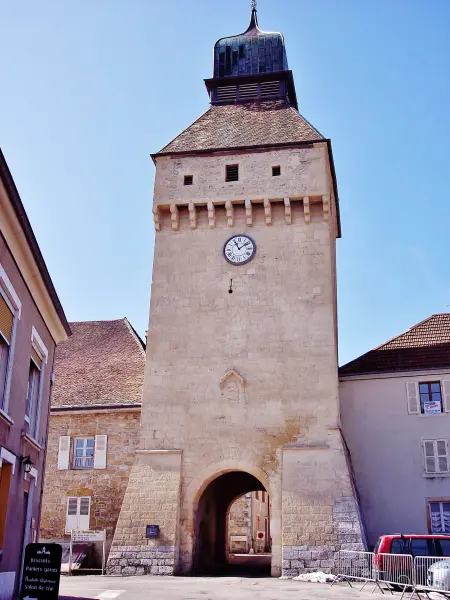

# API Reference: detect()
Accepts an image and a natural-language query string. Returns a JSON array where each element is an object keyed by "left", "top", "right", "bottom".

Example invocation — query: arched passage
[{"left": 193, "top": 470, "right": 271, "bottom": 576}]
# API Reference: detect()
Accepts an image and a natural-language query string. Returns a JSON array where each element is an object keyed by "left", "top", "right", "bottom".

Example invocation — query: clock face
[{"left": 223, "top": 235, "right": 256, "bottom": 265}]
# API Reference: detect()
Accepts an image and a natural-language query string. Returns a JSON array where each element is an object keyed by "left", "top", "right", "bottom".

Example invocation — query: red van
[
  {"left": 374, "top": 534, "right": 450, "bottom": 584},
  {"left": 374, "top": 534, "right": 450, "bottom": 559}
]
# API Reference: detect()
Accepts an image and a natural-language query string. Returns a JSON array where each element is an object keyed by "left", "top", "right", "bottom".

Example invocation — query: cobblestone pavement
[{"left": 59, "top": 575, "right": 388, "bottom": 600}]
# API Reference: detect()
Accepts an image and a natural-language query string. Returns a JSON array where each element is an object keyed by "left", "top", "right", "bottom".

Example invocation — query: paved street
[{"left": 59, "top": 575, "right": 387, "bottom": 600}]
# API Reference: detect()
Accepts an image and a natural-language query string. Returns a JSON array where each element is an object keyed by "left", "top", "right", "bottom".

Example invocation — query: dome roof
[{"left": 213, "top": 8, "right": 289, "bottom": 79}]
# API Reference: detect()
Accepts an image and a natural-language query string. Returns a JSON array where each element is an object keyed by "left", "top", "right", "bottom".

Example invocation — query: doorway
[{"left": 193, "top": 470, "right": 271, "bottom": 576}]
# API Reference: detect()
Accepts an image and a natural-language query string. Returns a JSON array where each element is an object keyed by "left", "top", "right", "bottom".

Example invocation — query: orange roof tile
[
  {"left": 52, "top": 319, "right": 145, "bottom": 408},
  {"left": 339, "top": 314, "right": 450, "bottom": 375}
]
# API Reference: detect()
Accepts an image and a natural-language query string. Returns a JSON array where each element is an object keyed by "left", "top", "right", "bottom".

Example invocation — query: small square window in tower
[
  {"left": 184, "top": 175, "right": 193, "bottom": 186},
  {"left": 226, "top": 165, "right": 239, "bottom": 182},
  {"left": 272, "top": 166, "right": 281, "bottom": 177}
]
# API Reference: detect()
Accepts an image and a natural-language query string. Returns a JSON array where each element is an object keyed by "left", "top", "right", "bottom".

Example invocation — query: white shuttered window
[
  {"left": 65, "top": 497, "right": 91, "bottom": 533},
  {"left": 423, "top": 439, "right": 449, "bottom": 474},
  {"left": 442, "top": 381, "right": 450, "bottom": 412},
  {"left": 406, "top": 382, "right": 420, "bottom": 414},
  {"left": 94, "top": 435, "right": 107, "bottom": 469},
  {"left": 57, "top": 436, "right": 71, "bottom": 470}
]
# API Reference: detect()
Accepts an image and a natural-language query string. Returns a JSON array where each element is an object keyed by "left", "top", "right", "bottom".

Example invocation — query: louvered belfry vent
[
  {"left": 238, "top": 83, "right": 259, "bottom": 99},
  {"left": 213, "top": 81, "right": 282, "bottom": 104},
  {"left": 260, "top": 81, "right": 281, "bottom": 97},
  {"left": 226, "top": 165, "right": 239, "bottom": 182},
  {"left": 217, "top": 86, "right": 237, "bottom": 102}
]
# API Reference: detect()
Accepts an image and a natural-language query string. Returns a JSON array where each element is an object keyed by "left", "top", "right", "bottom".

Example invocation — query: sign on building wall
[
  {"left": 20, "top": 543, "right": 62, "bottom": 600},
  {"left": 146, "top": 524, "right": 160, "bottom": 538},
  {"left": 71, "top": 530, "right": 105, "bottom": 542},
  {"left": 424, "top": 401, "right": 442, "bottom": 414}
]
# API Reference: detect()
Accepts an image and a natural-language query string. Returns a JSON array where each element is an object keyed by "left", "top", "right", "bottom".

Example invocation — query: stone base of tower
[
  {"left": 106, "top": 450, "right": 182, "bottom": 576},
  {"left": 107, "top": 433, "right": 364, "bottom": 578},
  {"left": 281, "top": 429, "right": 365, "bottom": 576}
]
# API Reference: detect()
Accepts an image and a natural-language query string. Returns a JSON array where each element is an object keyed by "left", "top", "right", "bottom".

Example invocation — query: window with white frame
[
  {"left": 407, "top": 381, "right": 450, "bottom": 415},
  {"left": 420, "top": 382, "right": 443, "bottom": 413},
  {"left": 73, "top": 438, "right": 95, "bottom": 469},
  {"left": 0, "top": 266, "right": 21, "bottom": 414},
  {"left": 57, "top": 435, "right": 108, "bottom": 470},
  {"left": 429, "top": 501, "right": 450, "bottom": 533},
  {"left": 423, "top": 439, "right": 449, "bottom": 474},
  {"left": 65, "top": 497, "right": 91, "bottom": 533},
  {"left": 25, "top": 350, "right": 42, "bottom": 438},
  {"left": 25, "top": 328, "right": 48, "bottom": 441}
]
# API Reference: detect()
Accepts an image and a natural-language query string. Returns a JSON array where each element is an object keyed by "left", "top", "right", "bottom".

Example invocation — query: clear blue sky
[{"left": 1, "top": 0, "right": 450, "bottom": 365}]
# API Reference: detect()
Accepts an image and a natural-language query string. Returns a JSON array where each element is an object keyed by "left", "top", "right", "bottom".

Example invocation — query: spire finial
[{"left": 247, "top": 0, "right": 258, "bottom": 30}]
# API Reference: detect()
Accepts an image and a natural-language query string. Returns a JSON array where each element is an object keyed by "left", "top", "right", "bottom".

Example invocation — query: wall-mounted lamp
[{"left": 20, "top": 455, "right": 33, "bottom": 474}]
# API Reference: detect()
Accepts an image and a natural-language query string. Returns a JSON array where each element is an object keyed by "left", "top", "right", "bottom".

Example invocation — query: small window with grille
[
  {"left": 272, "top": 166, "right": 281, "bottom": 177},
  {"left": 226, "top": 165, "right": 239, "bottom": 182},
  {"left": 184, "top": 175, "right": 193, "bottom": 186}
]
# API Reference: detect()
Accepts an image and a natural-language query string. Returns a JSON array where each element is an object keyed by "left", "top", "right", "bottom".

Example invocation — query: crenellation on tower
[{"left": 153, "top": 196, "right": 333, "bottom": 232}]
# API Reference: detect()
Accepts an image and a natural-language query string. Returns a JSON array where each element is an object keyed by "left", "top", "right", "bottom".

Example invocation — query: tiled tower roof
[{"left": 155, "top": 100, "right": 323, "bottom": 156}]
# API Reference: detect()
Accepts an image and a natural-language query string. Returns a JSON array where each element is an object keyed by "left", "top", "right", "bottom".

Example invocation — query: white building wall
[{"left": 340, "top": 370, "right": 450, "bottom": 548}]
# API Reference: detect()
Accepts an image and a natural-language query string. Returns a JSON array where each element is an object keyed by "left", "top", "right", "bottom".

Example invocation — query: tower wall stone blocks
[{"left": 107, "top": 142, "right": 364, "bottom": 576}]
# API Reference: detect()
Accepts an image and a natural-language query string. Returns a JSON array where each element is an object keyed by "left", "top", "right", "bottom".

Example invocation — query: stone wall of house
[
  {"left": 40, "top": 410, "right": 140, "bottom": 543},
  {"left": 109, "top": 144, "right": 364, "bottom": 576},
  {"left": 228, "top": 493, "right": 251, "bottom": 553}
]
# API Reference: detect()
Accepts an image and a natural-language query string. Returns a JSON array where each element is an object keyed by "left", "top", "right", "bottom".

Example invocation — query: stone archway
[{"left": 192, "top": 470, "right": 270, "bottom": 576}]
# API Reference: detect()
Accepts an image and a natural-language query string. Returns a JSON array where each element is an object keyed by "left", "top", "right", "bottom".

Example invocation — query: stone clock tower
[{"left": 108, "top": 6, "right": 364, "bottom": 577}]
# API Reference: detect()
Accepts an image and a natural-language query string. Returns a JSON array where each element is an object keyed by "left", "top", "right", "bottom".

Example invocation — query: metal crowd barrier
[
  {"left": 410, "top": 555, "right": 450, "bottom": 596},
  {"left": 375, "top": 552, "right": 414, "bottom": 590},
  {"left": 334, "top": 551, "right": 450, "bottom": 598},
  {"left": 333, "top": 551, "right": 382, "bottom": 591}
]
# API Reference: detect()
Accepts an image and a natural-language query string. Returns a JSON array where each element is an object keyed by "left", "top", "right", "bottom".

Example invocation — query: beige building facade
[
  {"left": 108, "top": 7, "right": 364, "bottom": 577},
  {"left": 0, "top": 149, "right": 70, "bottom": 600},
  {"left": 340, "top": 314, "right": 450, "bottom": 548}
]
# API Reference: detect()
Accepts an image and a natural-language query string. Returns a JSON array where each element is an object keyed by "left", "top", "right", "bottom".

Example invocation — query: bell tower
[{"left": 108, "top": 5, "right": 364, "bottom": 577}]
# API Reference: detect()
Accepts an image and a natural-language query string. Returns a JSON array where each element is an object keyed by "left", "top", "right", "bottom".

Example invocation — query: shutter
[
  {"left": 0, "top": 294, "right": 13, "bottom": 343},
  {"left": 65, "top": 497, "right": 79, "bottom": 533},
  {"left": 406, "top": 382, "right": 420, "bottom": 414},
  {"left": 79, "top": 497, "right": 90, "bottom": 530},
  {"left": 94, "top": 435, "right": 107, "bottom": 469},
  {"left": 57, "top": 436, "right": 71, "bottom": 470},
  {"left": 443, "top": 502, "right": 450, "bottom": 533},
  {"left": 437, "top": 440, "right": 449, "bottom": 473},
  {"left": 424, "top": 440, "right": 437, "bottom": 473},
  {"left": 442, "top": 381, "right": 450, "bottom": 413}
]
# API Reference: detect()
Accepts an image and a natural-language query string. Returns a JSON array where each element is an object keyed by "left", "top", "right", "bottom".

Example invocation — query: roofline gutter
[
  {"left": 151, "top": 138, "right": 322, "bottom": 162},
  {"left": 0, "top": 150, "right": 71, "bottom": 336},
  {"left": 51, "top": 403, "right": 142, "bottom": 412},
  {"left": 339, "top": 365, "right": 450, "bottom": 379},
  {"left": 150, "top": 138, "right": 341, "bottom": 238}
]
